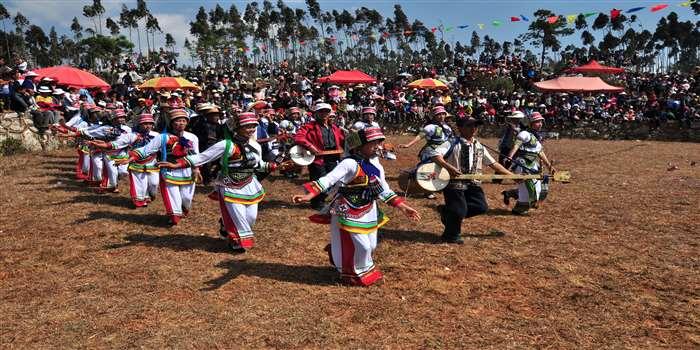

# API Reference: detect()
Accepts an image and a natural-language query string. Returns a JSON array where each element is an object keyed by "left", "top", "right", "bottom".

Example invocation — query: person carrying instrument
[
  {"left": 502, "top": 112, "right": 556, "bottom": 215},
  {"left": 398, "top": 105, "right": 453, "bottom": 163},
  {"left": 430, "top": 117, "right": 514, "bottom": 244},
  {"left": 294, "top": 102, "right": 345, "bottom": 210},
  {"left": 158, "top": 112, "right": 276, "bottom": 253},
  {"left": 292, "top": 127, "right": 420, "bottom": 286},
  {"left": 494, "top": 110, "right": 525, "bottom": 184}
]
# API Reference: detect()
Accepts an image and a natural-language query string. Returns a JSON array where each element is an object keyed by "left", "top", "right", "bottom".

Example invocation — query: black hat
[{"left": 455, "top": 117, "right": 484, "bottom": 128}]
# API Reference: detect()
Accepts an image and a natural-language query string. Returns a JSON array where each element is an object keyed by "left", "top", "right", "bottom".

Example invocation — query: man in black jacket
[{"left": 189, "top": 103, "right": 225, "bottom": 185}]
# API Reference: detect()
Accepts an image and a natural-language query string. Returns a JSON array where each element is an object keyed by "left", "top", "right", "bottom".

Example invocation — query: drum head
[
  {"left": 289, "top": 145, "right": 315, "bottom": 166},
  {"left": 415, "top": 162, "right": 451, "bottom": 192}
]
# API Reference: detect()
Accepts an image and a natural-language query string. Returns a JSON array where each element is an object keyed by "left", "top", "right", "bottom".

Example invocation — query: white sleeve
[
  {"left": 515, "top": 130, "right": 530, "bottom": 143},
  {"left": 132, "top": 134, "right": 163, "bottom": 159},
  {"left": 80, "top": 125, "right": 112, "bottom": 139},
  {"left": 183, "top": 140, "right": 225, "bottom": 167},
  {"left": 110, "top": 133, "right": 135, "bottom": 150},
  {"left": 305, "top": 158, "right": 358, "bottom": 194},
  {"left": 482, "top": 146, "right": 496, "bottom": 166},
  {"left": 65, "top": 115, "right": 83, "bottom": 127}
]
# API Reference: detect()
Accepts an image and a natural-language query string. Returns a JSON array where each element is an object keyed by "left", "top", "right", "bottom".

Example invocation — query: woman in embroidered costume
[
  {"left": 397, "top": 105, "right": 453, "bottom": 162},
  {"left": 51, "top": 102, "right": 95, "bottom": 180},
  {"left": 292, "top": 127, "right": 421, "bottom": 286},
  {"left": 56, "top": 107, "right": 130, "bottom": 193},
  {"left": 116, "top": 108, "right": 200, "bottom": 225},
  {"left": 158, "top": 112, "right": 276, "bottom": 253},
  {"left": 503, "top": 112, "right": 556, "bottom": 215},
  {"left": 89, "top": 113, "right": 160, "bottom": 207}
]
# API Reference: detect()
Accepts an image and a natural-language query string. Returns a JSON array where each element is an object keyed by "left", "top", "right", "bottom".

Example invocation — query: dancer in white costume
[
  {"left": 293, "top": 127, "right": 420, "bottom": 286},
  {"left": 90, "top": 113, "right": 160, "bottom": 207},
  {"left": 158, "top": 112, "right": 277, "bottom": 253},
  {"left": 117, "top": 109, "right": 200, "bottom": 225},
  {"left": 504, "top": 112, "right": 556, "bottom": 215}
]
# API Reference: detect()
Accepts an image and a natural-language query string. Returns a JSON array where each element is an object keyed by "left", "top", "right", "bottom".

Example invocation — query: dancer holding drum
[
  {"left": 294, "top": 103, "right": 345, "bottom": 210},
  {"left": 429, "top": 117, "right": 514, "bottom": 244}
]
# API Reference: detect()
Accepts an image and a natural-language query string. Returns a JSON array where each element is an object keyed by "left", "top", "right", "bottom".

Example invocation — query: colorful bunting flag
[
  {"left": 610, "top": 8, "right": 621, "bottom": 20},
  {"left": 650, "top": 4, "right": 669, "bottom": 12},
  {"left": 307, "top": 2, "right": 690, "bottom": 40}
]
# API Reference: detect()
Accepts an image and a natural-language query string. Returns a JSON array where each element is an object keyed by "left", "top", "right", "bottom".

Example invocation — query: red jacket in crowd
[{"left": 294, "top": 121, "right": 345, "bottom": 166}]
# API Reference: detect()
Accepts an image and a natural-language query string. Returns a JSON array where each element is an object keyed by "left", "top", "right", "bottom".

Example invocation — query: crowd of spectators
[{"left": 1, "top": 51, "right": 699, "bottom": 137}]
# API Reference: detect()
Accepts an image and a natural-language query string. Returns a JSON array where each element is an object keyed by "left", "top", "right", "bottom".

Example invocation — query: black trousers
[
  {"left": 308, "top": 156, "right": 340, "bottom": 210},
  {"left": 442, "top": 185, "right": 489, "bottom": 239}
]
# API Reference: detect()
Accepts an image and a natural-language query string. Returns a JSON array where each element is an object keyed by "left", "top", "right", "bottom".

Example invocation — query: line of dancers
[{"left": 53, "top": 101, "right": 555, "bottom": 287}]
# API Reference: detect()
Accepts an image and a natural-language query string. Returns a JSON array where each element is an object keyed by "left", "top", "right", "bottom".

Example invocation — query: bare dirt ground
[{"left": 1, "top": 136, "right": 699, "bottom": 349}]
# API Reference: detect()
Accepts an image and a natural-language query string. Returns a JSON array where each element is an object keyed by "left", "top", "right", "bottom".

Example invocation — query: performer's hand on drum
[
  {"left": 307, "top": 146, "right": 320, "bottom": 155},
  {"left": 398, "top": 203, "right": 421, "bottom": 221}
]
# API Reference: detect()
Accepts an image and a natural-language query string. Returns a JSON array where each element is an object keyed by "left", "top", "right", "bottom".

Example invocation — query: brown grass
[{"left": 1, "top": 136, "right": 699, "bottom": 349}]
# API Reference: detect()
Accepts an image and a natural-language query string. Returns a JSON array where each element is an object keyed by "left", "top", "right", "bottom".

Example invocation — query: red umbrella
[
  {"left": 567, "top": 60, "right": 624, "bottom": 74},
  {"left": 317, "top": 70, "right": 377, "bottom": 84},
  {"left": 33, "top": 66, "right": 110, "bottom": 89},
  {"left": 534, "top": 77, "right": 624, "bottom": 93}
]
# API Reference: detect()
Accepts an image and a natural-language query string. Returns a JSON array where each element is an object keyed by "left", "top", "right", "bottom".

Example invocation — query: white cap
[
  {"left": 25, "top": 71, "right": 38, "bottom": 77},
  {"left": 507, "top": 111, "right": 525, "bottom": 119},
  {"left": 314, "top": 103, "right": 332, "bottom": 112}
]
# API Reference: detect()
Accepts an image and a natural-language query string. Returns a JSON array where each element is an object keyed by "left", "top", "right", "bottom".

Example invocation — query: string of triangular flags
[{"left": 230, "top": 1, "right": 695, "bottom": 53}]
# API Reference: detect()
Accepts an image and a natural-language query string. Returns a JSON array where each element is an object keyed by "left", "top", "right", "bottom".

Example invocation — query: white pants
[
  {"left": 76, "top": 150, "right": 90, "bottom": 177},
  {"left": 517, "top": 179, "right": 542, "bottom": 205},
  {"left": 159, "top": 178, "right": 195, "bottom": 216},
  {"left": 330, "top": 216, "right": 377, "bottom": 276},
  {"left": 117, "top": 164, "right": 129, "bottom": 177},
  {"left": 218, "top": 187, "right": 258, "bottom": 249},
  {"left": 90, "top": 153, "right": 120, "bottom": 188},
  {"left": 129, "top": 171, "right": 159, "bottom": 201}
]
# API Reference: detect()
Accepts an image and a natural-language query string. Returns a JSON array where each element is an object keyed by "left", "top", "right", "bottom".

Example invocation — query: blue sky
[{"left": 4, "top": 0, "right": 698, "bottom": 58}]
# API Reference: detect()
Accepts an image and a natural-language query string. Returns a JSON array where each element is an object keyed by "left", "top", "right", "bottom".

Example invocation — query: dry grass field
[{"left": 1, "top": 136, "right": 698, "bottom": 349}]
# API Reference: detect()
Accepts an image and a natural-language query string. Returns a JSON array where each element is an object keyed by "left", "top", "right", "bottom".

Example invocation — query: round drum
[
  {"left": 397, "top": 168, "right": 431, "bottom": 196},
  {"left": 289, "top": 145, "right": 315, "bottom": 166},
  {"left": 415, "top": 162, "right": 451, "bottom": 192}
]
